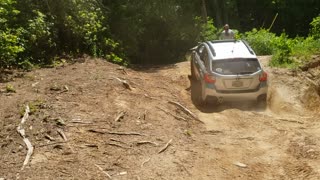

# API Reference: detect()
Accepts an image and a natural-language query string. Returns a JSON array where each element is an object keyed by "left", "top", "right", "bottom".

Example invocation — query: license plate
[{"left": 232, "top": 80, "right": 243, "bottom": 87}]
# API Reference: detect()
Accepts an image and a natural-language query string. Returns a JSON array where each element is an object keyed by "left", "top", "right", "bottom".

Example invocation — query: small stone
[{"left": 234, "top": 162, "right": 247, "bottom": 168}]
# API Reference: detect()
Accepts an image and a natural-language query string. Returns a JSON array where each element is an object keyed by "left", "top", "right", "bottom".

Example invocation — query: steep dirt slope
[{"left": 1, "top": 56, "right": 320, "bottom": 179}]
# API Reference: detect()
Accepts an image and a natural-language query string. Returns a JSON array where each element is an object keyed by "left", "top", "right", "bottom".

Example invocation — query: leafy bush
[
  {"left": 243, "top": 28, "right": 276, "bottom": 55},
  {"left": 290, "top": 37, "right": 320, "bottom": 59},
  {"left": 269, "top": 33, "right": 294, "bottom": 67},
  {"left": 195, "top": 17, "right": 218, "bottom": 41},
  {"left": 310, "top": 15, "right": 320, "bottom": 39}
]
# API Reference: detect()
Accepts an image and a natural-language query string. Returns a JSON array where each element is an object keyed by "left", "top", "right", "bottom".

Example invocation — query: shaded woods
[{"left": 1, "top": 0, "right": 320, "bottom": 69}]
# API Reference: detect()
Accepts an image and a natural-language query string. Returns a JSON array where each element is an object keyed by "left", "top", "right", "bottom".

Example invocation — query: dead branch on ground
[
  {"left": 168, "top": 101, "right": 203, "bottom": 123},
  {"left": 44, "top": 134, "right": 55, "bottom": 141},
  {"left": 136, "top": 141, "right": 158, "bottom": 146},
  {"left": 107, "top": 142, "right": 131, "bottom": 149},
  {"left": 115, "top": 111, "right": 126, "bottom": 122},
  {"left": 37, "top": 141, "right": 67, "bottom": 147},
  {"left": 141, "top": 158, "right": 151, "bottom": 167},
  {"left": 57, "top": 129, "right": 68, "bottom": 141},
  {"left": 95, "top": 164, "right": 112, "bottom": 179},
  {"left": 114, "top": 77, "right": 132, "bottom": 90},
  {"left": 276, "top": 118, "right": 304, "bottom": 124},
  {"left": 88, "top": 129, "right": 144, "bottom": 136},
  {"left": 16, "top": 105, "right": 34, "bottom": 170},
  {"left": 158, "top": 139, "right": 173, "bottom": 154},
  {"left": 157, "top": 107, "right": 187, "bottom": 121}
]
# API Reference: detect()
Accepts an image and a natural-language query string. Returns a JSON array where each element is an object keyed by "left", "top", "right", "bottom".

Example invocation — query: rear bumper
[{"left": 204, "top": 83, "right": 268, "bottom": 101}]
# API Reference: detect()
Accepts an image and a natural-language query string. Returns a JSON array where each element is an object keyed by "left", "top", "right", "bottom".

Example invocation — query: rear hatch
[{"left": 211, "top": 58, "right": 262, "bottom": 91}]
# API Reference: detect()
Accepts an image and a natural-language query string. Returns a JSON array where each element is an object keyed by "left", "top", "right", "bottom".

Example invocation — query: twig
[
  {"left": 37, "top": 141, "right": 67, "bottom": 147},
  {"left": 114, "top": 77, "right": 132, "bottom": 90},
  {"left": 95, "top": 164, "right": 112, "bottom": 179},
  {"left": 157, "top": 107, "right": 187, "bottom": 121},
  {"left": 141, "top": 158, "right": 151, "bottom": 167},
  {"left": 136, "top": 141, "right": 158, "bottom": 146},
  {"left": 143, "top": 110, "right": 147, "bottom": 120},
  {"left": 44, "top": 134, "right": 55, "bottom": 141},
  {"left": 115, "top": 111, "right": 126, "bottom": 122},
  {"left": 88, "top": 129, "right": 144, "bottom": 136},
  {"left": 16, "top": 105, "right": 34, "bottom": 170},
  {"left": 110, "top": 138, "right": 129, "bottom": 145},
  {"left": 70, "top": 119, "right": 93, "bottom": 124},
  {"left": 57, "top": 129, "right": 68, "bottom": 141},
  {"left": 158, "top": 139, "right": 173, "bottom": 154},
  {"left": 116, "top": 67, "right": 128, "bottom": 75},
  {"left": 276, "top": 118, "right": 304, "bottom": 124},
  {"left": 168, "top": 101, "right": 203, "bottom": 123},
  {"left": 107, "top": 142, "right": 131, "bottom": 149}
]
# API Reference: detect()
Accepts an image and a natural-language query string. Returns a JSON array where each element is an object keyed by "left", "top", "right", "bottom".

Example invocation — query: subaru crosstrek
[{"left": 190, "top": 40, "right": 268, "bottom": 106}]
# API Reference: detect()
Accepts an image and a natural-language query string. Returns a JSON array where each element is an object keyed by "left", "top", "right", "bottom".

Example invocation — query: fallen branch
[
  {"left": 37, "top": 141, "right": 67, "bottom": 147},
  {"left": 158, "top": 139, "right": 173, "bottom": 154},
  {"left": 95, "top": 164, "right": 112, "bottom": 179},
  {"left": 44, "top": 134, "right": 55, "bottom": 141},
  {"left": 107, "top": 142, "right": 131, "bottom": 149},
  {"left": 70, "top": 119, "right": 93, "bottom": 124},
  {"left": 136, "top": 141, "right": 158, "bottom": 146},
  {"left": 115, "top": 111, "right": 126, "bottom": 122},
  {"left": 168, "top": 101, "right": 203, "bottom": 123},
  {"left": 276, "top": 118, "right": 304, "bottom": 124},
  {"left": 16, "top": 105, "right": 34, "bottom": 170},
  {"left": 88, "top": 129, "right": 144, "bottom": 136},
  {"left": 110, "top": 138, "right": 129, "bottom": 145},
  {"left": 114, "top": 77, "right": 132, "bottom": 90},
  {"left": 141, "top": 158, "right": 151, "bottom": 167},
  {"left": 116, "top": 67, "right": 128, "bottom": 75},
  {"left": 57, "top": 129, "right": 68, "bottom": 141},
  {"left": 157, "top": 107, "right": 187, "bottom": 121}
]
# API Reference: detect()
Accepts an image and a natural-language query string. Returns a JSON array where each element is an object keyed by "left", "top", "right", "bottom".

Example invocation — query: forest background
[{"left": 1, "top": 0, "right": 320, "bottom": 69}]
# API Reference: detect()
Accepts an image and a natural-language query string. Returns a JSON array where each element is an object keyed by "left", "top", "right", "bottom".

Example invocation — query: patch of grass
[
  {"left": 20, "top": 100, "right": 46, "bottom": 116},
  {"left": 5, "top": 84, "right": 16, "bottom": 93},
  {"left": 49, "top": 83, "right": 62, "bottom": 91}
]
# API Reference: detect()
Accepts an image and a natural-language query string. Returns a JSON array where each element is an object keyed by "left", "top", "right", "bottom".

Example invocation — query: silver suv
[{"left": 191, "top": 40, "right": 268, "bottom": 106}]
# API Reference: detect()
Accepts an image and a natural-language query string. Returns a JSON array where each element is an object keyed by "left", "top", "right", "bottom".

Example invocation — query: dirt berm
[{"left": 1, "top": 56, "right": 320, "bottom": 179}]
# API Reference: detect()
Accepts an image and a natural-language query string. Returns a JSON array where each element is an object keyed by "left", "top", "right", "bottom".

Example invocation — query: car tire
[
  {"left": 190, "top": 59, "right": 196, "bottom": 80},
  {"left": 257, "top": 94, "right": 267, "bottom": 110}
]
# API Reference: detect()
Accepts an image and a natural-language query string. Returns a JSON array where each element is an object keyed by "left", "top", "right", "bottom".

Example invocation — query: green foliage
[
  {"left": 5, "top": 83, "right": 16, "bottom": 93},
  {"left": 195, "top": 17, "right": 218, "bottom": 41},
  {"left": 243, "top": 28, "right": 275, "bottom": 55},
  {"left": 310, "top": 15, "right": 320, "bottom": 39},
  {"left": 290, "top": 37, "right": 320, "bottom": 59},
  {"left": 269, "top": 33, "right": 294, "bottom": 67}
]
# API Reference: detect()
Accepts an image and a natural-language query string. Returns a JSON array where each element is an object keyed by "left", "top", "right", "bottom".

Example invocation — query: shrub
[
  {"left": 243, "top": 28, "right": 276, "bottom": 55},
  {"left": 269, "top": 33, "right": 294, "bottom": 67},
  {"left": 310, "top": 15, "right": 320, "bottom": 39},
  {"left": 195, "top": 17, "right": 218, "bottom": 41}
]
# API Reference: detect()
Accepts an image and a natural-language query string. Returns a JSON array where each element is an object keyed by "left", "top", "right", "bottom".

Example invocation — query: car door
[{"left": 193, "top": 44, "right": 208, "bottom": 80}]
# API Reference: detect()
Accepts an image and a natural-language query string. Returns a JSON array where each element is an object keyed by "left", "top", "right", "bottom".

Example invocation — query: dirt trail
[{"left": 1, "top": 56, "right": 320, "bottom": 179}]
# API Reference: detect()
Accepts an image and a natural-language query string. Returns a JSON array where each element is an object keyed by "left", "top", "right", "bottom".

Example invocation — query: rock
[{"left": 234, "top": 162, "right": 247, "bottom": 168}]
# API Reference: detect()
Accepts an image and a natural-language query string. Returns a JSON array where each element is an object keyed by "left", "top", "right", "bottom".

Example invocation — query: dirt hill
[{"left": 1, "top": 56, "right": 320, "bottom": 179}]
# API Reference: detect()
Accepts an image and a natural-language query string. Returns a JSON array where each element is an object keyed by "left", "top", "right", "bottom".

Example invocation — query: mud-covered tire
[
  {"left": 190, "top": 59, "right": 196, "bottom": 80},
  {"left": 257, "top": 94, "right": 267, "bottom": 110}
]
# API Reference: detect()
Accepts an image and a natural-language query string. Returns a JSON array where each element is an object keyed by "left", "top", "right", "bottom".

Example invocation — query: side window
[{"left": 197, "top": 45, "right": 206, "bottom": 63}]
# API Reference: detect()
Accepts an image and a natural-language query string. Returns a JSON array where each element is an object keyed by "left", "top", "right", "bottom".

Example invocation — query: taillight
[
  {"left": 204, "top": 73, "right": 216, "bottom": 83},
  {"left": 259, "top": 71, "right": 268, "bottom": 82}
]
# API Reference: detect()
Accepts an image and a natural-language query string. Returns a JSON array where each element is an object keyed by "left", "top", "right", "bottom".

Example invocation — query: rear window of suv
[{"left": 211, "top": 58, "right": 261, "bottom": 75}]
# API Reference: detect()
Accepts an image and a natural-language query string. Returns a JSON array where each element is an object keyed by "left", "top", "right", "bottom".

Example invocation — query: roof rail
[
  {"left": 205, "top": 42, "right": 216, "bottom": 56},
  {"left": 242, "top": 40, "right": 255, "bottom": 55}
]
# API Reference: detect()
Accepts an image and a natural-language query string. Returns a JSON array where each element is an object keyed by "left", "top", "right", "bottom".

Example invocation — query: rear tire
[
  {"left": 257, "top": 94, "right": 267, "bottom": 110},
  {"left": 190, "top": 59, "right": 196, "bottom": 80}
]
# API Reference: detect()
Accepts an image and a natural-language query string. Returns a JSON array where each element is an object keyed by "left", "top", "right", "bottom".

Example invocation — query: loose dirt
[{"left": 1, "top": 56, "right": 320, "bottom": 179}]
